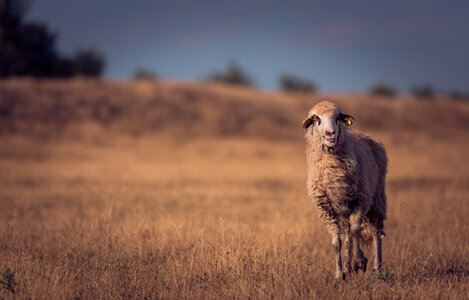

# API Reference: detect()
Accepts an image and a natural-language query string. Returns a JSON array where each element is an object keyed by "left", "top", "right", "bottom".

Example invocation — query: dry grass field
[{"left": 0, "top": 79, "right": 468, "bottom": 299}]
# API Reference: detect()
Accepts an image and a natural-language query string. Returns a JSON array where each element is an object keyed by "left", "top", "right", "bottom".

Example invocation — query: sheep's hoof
[
  {"left": 353, "top": 257, "right": 368, "bottom": 273},
  {"left": 335, "top": 271, "right": 346, "bottom": 281},
  {"left": 372, "top": 267, "right": 381, "bottom": 275}
]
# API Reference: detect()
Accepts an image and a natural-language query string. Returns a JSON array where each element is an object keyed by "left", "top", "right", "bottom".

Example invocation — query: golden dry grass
[{"left": 0, "top": 79, "right": 468, "bottom": 299}]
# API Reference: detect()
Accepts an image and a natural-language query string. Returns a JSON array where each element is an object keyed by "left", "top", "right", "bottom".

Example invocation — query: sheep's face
[{"left": 303, "top": 101, "right": 354, "bottom": 148}]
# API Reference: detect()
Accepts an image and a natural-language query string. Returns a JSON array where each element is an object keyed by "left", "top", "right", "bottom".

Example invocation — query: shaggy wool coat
[{"left": 305, "top": 121, "right": 387, "bottom": 238}]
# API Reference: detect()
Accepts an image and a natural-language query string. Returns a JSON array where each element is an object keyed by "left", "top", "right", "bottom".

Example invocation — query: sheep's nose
[{"left": 325, "top": 129, "right": 335, "bottom": 136}]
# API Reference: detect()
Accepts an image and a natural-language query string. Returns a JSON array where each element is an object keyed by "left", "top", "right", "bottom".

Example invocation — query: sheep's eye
[{"left": 315, "top": 116, "right": 321, "bottom": 126}]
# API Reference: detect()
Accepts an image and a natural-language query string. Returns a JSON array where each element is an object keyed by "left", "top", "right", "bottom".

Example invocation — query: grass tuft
[{"left": 0, "top": 267, "right": 16, "bottom": 295}]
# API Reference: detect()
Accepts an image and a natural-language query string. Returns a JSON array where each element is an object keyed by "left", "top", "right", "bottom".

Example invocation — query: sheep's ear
[
  {"left": 339, "top": 114, "right": 355, "bottom": 126},
  {"left": 303, "top": 115, "right": 317, "bottom": 129}
]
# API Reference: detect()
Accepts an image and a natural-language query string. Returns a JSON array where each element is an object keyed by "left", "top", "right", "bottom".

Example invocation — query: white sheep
[{"left": 303, "top": 101, "right": 387, "bottom": 280}]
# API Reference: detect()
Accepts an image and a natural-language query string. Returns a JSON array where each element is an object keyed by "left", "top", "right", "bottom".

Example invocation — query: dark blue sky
[{"left": 28, "top": 0, "right": 469, "bottom": 92}]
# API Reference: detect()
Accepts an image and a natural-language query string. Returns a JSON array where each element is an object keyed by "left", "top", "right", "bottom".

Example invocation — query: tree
[
  {"left": 0, "top": 0, "right": 30, "bottom": 29},
  {"left": 0, "top": 0, "right": 105, "bottom": 78},
  {"left": 411, "top": 84, "right": 435, "bottom": 99},
  {"left": 279, "top": 73, "right": 317, "bottom": 94},
  {"left": 70, "top": 49, "right": 106, "bottom": 77},
  {"left": 0, "top": 0, "right": 59, "bottom": 77},
  {"left": 447, "top": 90, "right": 469, "bottom": 101},
  {"left": 208, "top": 62, "right": 254, "bottom": 86},
  {"left": 133, "top": 66, "right": 157, "bottom": 81},
  {"left": 369, "top": 82, "right": 397, "bottom": 98}
]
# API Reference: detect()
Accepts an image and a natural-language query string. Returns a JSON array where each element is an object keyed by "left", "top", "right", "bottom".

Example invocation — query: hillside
[{"left": 1, "top": 79, "right": 468, "bottom": 141}]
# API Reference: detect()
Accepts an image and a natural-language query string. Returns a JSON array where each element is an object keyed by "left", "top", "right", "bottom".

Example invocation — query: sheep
[{"left": 303, "top": 101, "right": 387, "bottom": 280}]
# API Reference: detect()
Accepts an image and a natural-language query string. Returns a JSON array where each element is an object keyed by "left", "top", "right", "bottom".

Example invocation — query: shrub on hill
[
  {"left": 411, "top": 84, "right": 435, "bottom": 99},
  {"left": 278, "top": 73, "right": 317, "bottom": 94},
  {"left": 207, "top": 62, "right": 254, "bottom": 87},
  {"left": 369, "top": 83, "right": 397, "bottom": 98},
  {"left": 133, "top": 67, "right": 157, "bottom": 81}
]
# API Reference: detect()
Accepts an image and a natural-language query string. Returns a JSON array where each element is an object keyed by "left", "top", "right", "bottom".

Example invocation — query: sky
[{"left": 27, "top": 0, "right": 469, "bottom": 92}]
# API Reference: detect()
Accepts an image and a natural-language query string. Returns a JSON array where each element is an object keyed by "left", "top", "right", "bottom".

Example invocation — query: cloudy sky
[{"left": 28, "top": 0, "right": 469, "bottom": 92}]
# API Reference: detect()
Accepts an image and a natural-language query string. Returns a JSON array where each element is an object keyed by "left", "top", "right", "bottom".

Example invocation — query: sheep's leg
[
  {"left": 344, "top": 232, "right": 353, "bottom": 274},
  {"left": 329, "top": 228, "right": 345, "bottom": 280},
  {"left": 350, "top": 212, "right": 368, "bottom": 272},
  {"left": 372, "top": 230, "right": 382, "bottom": 273}
]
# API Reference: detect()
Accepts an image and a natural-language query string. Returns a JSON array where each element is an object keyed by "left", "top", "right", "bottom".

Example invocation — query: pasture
[{"left": 0, "top": 80, "right": 468, "bottom": 299}]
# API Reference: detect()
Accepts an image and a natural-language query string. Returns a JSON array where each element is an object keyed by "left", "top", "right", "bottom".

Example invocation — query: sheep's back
[{"left": 348, "top": 131, "right": 387, "bottom": 199}]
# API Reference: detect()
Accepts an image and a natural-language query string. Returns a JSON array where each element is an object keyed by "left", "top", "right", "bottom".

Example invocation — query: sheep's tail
[
  {"left": 372, "top": 140, "right": 387, "bottom": 226},
  {"left": 373, "top": 175, "right": 387, "bottom": 231}
]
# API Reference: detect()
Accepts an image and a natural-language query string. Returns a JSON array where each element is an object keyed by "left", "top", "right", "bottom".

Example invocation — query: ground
[{"left": 0, "top": 79, "right": 468, "bottom": 299}]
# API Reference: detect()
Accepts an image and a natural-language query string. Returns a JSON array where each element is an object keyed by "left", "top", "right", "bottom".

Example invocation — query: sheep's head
[{"left": 303, "top": 101, "right": 354, "bottom": 148}]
